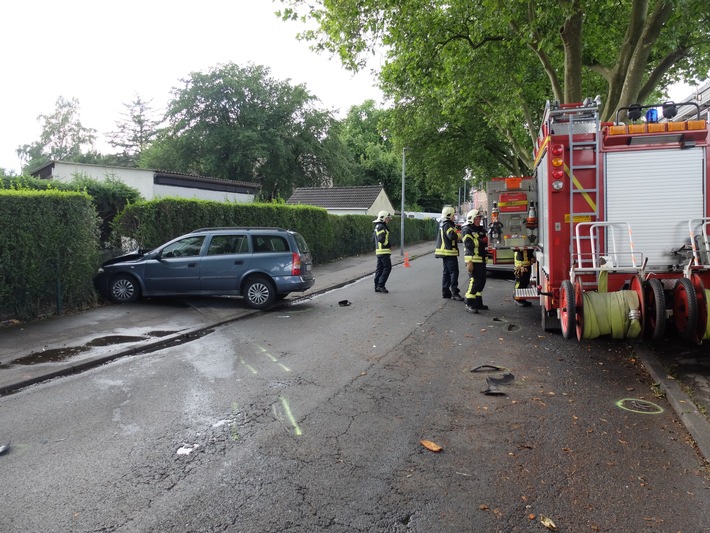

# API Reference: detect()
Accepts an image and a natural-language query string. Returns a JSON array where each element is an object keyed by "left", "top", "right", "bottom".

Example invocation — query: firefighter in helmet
[
  {"left": 462, "top": 208, "right": 489, "bottom": 313},
  {"left": 373, "top": 210, "right": 393, "bottom": 293},
  {"left": 435, "top": 206, "right": 463, "bottom": 300},
  {"left": 513, "top": 248, "right": 535, "bottom": 307}
]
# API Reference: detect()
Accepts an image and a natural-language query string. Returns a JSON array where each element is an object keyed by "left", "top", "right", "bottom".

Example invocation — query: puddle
[
  {"left": 6, "top": 331, "right": 179, "bottom": 366},
  {"left": 12, "top": 346, "right": 90, "bottom": 365},
  {"left": 86, "top": 335, "right": 148, "bottom": 347}
]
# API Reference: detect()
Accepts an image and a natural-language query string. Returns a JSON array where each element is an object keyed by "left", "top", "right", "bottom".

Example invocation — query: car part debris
[
  {"left": 338, "top": 300, "right": 351, "bottom": 307},
  {"left": 482, "top": 378, "right": 507, "bottom": 395},
  {"left": 470, "top": 364, "right": 504, "bottom": 373},
  {"left": 487, "top": 372, "right": 515, "bottom": 386},
  {"left": 0, "top": 440, "right": 10, "bottom": 455}
]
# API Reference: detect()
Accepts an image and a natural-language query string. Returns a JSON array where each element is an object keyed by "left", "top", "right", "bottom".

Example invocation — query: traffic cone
[{"left": 404, "top": 253, "right": 411, "bottom": 267}]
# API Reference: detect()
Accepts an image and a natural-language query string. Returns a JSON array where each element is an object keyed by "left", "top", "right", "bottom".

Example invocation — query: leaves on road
[{"left": 420, "top": 439, "right": 443, "bottom": 452}]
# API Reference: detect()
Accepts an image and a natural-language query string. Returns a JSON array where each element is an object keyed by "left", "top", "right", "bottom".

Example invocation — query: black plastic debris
[
  {"left": 338, "top": 300, "right": 351, "bottom": 307},
  {"left": 0, "top": 440, "right": 10, "bottom": 455},
  {"left": 470, "top": 364, "right": 504, "bottom": 373},
  {"left": 487, "top": 372, "right": 515, "bottom": 386},
  {"left": 482, "top": 377, "right": 507, "bottom": 395}
]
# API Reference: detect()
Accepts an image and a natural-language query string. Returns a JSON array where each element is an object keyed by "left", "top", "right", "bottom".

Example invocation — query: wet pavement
[{"left": 2, "top": 241, "right": 710, "bottom": 463}]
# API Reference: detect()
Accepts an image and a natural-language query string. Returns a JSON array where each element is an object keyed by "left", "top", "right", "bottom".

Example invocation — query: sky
[{"left": 0, "top": 0, "right": 385, "bottom": 174}]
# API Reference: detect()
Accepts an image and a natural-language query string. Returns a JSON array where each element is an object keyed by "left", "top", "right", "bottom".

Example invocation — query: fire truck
[
  {"left": 527, "top": 96, "right": 709, "bottom": 343},
  {"left": 484, "top": 176, "right": 538, "bottom": 271}
]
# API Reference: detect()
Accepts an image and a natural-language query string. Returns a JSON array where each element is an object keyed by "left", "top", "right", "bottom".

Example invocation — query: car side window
[
  {"left": 207, "top": 235, "right": 247, "bottom": 256},
  {"left": 163, "top": 236, "right": 205, "bottom": 258},
  {"left": 253, "top": 236, "right": 288, "bottom": 253}
]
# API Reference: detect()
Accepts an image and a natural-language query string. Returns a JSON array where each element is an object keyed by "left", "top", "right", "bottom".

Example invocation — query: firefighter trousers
[{"left": 465, "top": 262, "right": 487, "bottom": 306}]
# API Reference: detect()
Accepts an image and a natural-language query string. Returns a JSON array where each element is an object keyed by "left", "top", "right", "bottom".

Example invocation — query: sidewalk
[{"left": 2, "top": 240, "right": 710, "bottom": 463}]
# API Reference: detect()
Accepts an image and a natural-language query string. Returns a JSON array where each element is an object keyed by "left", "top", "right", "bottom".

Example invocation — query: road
[{"left": 1, "top": 256, "right": 709, "bottom": 532}]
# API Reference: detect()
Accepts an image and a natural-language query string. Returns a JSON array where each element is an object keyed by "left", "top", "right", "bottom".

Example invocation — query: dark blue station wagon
[{"left": 93, "top": 227, "right": 315, "bottom": 310}]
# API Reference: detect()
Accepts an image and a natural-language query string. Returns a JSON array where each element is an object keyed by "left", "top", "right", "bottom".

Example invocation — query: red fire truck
[
  {"left": 484, "top": 176, "right": 538, "bottom": 271},
  {"left": 528, "top": 97, "right": 709, "bottom": 343}
]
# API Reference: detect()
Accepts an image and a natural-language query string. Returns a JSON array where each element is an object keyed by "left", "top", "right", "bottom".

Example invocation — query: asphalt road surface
[{"left": 1, "top": 256, "right": 709, "bottom": 532}]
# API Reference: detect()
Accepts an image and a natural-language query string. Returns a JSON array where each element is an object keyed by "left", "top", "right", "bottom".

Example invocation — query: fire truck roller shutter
[{"left": 605, "top": 148, "right": 705, "bottom": 271}]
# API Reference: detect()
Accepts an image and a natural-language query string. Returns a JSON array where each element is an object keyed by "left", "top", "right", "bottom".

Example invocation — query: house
[
  {"left": 31, "top": 161, "right": 260, "bottom": 203},
  {"left": 286, "top": 185, "right": 396, "bottom": 216}
]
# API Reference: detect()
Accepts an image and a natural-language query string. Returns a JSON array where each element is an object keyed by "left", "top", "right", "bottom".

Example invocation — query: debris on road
[{"left": 420, "top": 439, "right": 443, "bottom": 452}]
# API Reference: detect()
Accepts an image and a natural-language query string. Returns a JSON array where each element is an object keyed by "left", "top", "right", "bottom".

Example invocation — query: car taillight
[{"left": 291, "top": 252, "right": 302, "bottom": 275}]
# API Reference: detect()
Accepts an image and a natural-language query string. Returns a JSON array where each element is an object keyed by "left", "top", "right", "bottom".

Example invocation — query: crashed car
[{"left": 93, "top": 227, "right": 315, "bottom": 310}]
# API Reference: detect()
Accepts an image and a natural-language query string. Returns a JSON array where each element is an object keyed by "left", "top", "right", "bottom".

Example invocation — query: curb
[{"left": 637, "top": 347, "right": 710, "bottom": 463}]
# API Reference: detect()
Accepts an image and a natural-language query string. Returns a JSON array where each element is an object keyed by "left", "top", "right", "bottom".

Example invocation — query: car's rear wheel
[
  {"left": 109, "top": 274, "right": 141, "bottom": 303},
  {"left": 244, "top": 276, "right": 276, "bottom": 309}
]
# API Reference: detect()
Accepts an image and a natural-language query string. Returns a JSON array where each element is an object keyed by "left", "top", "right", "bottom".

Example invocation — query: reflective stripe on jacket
[
  {"left": 514, "top": 248, "right": 535, "bottom": 267},
  {"left": 462, "top": 223, "right": 488, "bottom": 264},
  {"left": 435, "top": 220, "right": 460, "bottom": 257},
  {"left": 374, "top": 222, "right": 391, "bottom": 255}
]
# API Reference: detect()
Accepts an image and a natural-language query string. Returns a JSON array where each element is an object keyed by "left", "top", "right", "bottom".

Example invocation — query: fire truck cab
[{"left": 531, "top": 96, "right": 710, "bottom": 343}]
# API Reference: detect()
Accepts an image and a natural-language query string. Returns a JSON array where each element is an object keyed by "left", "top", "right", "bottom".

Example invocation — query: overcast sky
[{"left": 0, "top": 0, "right": 385, "bottom": 174}]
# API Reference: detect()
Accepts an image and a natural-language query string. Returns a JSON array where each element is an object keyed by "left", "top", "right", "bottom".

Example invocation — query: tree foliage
[
  {"left": 278, "top": 0, "right": 710, "bottom": 184},
  {"left": 16, "top": 96, "right": 97, "bottom": 173},
  {"left": 140, "top": 62, "right": 351, "bottom": 201},
  {"left": 107, "top": 94, "right": 162, "bottom": 167}
]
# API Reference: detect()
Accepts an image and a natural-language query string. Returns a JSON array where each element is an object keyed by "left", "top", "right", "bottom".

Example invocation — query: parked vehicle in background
[{"left": 93, "top": 227, "right": 315, "bottom": 310}]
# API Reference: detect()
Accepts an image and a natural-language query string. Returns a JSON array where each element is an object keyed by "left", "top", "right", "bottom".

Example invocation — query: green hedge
[
  {"left": 0, "top": 190, "right": 101, "bottom": 320},
  {"left": 112, "top": 198, "right": 437, "bottom": 264}
]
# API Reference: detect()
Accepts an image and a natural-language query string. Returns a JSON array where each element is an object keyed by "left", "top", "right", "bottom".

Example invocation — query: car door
[
  {"left": 143, "top": 235, "right": 205, "bottom": 293},
  {"left": 200, "top": 234, "right": 251, "bottom": 293}
]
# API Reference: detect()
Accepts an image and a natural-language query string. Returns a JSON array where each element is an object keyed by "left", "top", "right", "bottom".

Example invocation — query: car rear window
[{"left": 292, "top": 232, "right": 310, "bottom": 254}]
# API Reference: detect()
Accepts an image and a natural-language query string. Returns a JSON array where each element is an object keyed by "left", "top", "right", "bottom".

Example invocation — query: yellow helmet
[
  {"left": 441, "top": 206, "right": 456, "bottom": 220},
  {"left": 374, "top": 210, "right": 392, "bottom": 222}
]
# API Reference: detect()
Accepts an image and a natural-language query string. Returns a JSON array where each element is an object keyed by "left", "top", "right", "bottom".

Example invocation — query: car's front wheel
[
  {"left": 243, "top": 276, "right": 276, "bottom": 310},
  {"left": 109, "top": 274, "right": 141, "bottom": 303}
]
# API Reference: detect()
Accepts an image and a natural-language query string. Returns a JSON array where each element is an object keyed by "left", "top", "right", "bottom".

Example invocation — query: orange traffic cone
[{"left": 404, "top": 253, "right": 411, "bottom": 267}]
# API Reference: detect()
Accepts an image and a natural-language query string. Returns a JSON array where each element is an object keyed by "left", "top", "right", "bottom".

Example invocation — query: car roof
[{"left": 189, "top": 227, "right": 290, "bottom": 234}]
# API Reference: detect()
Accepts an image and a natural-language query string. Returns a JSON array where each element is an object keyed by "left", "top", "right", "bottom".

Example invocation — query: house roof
[
  {"left": 30, "top": 160, "right": 260, "bottom": 191},
  {"left": 286, "top": 185, "right": 384, "bottom": 209}
]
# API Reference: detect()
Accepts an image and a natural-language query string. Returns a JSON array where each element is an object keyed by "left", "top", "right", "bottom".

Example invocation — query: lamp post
[{"left": 401, "top": 147, "right": 410, "bottom": 256}]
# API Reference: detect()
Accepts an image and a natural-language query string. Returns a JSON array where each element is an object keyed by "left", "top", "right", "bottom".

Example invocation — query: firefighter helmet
[
  {"left": 466, "top": 209, "right": 483, "bottom": 223},
  {"left": 374, "top": 210, "right": 392, "bottom": 222},
  {"left": 441, "top": 206, "right": 456, "bottom": 220}
]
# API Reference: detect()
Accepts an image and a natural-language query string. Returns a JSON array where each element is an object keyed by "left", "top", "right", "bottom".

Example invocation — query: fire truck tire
[
  {"left": 643, "top": 278, "right": 666, "bottom": 341},
  {"left": 560, "top": 280, "right": 576, "bottom": 340},
  {"left": 673, "top": 278, "right": 698, "bottom": 343}
]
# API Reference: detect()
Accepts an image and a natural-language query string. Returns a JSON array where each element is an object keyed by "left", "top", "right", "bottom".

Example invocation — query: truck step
[{"left": 515, "top": 288, "right": 539, "bottom": 299}]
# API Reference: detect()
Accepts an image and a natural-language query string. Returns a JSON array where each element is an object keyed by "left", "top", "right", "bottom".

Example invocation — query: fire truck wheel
[
  {"left": 673, "top": 278, "right": 698, "bottom": 343},
  {"left": 560, "top": 280, "right": 576, "bottom": 340},
  {"left": 643, "top": 278, "right": 666, "bottom": 341}
]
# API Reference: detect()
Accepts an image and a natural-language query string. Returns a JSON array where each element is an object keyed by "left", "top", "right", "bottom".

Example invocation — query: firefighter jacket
[
  {"left": 462, "top": 223, "right": 488, "bottom": 263},
  {"left": 374, "top": 221, "right": 392, "bottom": 256},
  {"left": 435, "top": 219, "right": 460, "bottom": 258},
  {"left": 514, "top": 248, "right": 535, "bottom": 267}
]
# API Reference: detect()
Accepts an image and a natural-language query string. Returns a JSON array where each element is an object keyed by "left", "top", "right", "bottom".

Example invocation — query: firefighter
[
  {"left": 373, "top": 210, "right": 393, "bottom": 293},
  {"left": 462, "top": 209, "right": 489, "bottom": 313},
  {"left": 513, "top": 248, "right": 535, "bottom": 307},
  {"left": 435, "top": 206, "right": 463, "bottom": 300}
]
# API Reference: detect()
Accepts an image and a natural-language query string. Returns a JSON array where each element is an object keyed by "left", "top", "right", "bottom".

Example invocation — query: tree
[
  {"left": 140, "top": 62, "right": 351, "bottom": 201},
  {"left": 278, "top": 0, "right": 710, "bottom": 184},
  {"left": 16, "top": 96, "right": 97, "bottom": 172},
  {"left": 336, "top": 101, "right": 404, "bottom": 203},
  {"left": 106, "top": 94, "right": 162, "bottom": 166}
]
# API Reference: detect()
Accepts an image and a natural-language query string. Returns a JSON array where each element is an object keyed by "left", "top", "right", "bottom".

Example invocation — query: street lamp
[{"left": 401, "top": 147, "right": 410, "bottom": 256}]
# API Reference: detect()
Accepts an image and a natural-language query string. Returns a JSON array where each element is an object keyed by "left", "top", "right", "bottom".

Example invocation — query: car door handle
[
  {"left": 188, "top": 263, "right": 198, "bottom": 268},
  {"left": 234, "top": 260, "right": 244, "bottom": 265}
]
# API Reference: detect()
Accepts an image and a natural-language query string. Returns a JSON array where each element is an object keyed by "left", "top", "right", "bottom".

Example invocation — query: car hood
[{"left": 101, "top": 249, "right": 153, "bottom": 266}]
